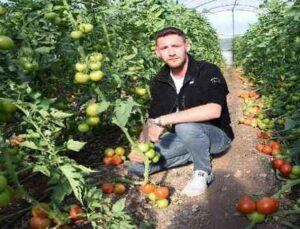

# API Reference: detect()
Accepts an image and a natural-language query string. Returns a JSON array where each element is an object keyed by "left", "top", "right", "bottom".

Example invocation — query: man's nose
[{"left": 168, "top": 48, "right": 175, "bottom": 56}]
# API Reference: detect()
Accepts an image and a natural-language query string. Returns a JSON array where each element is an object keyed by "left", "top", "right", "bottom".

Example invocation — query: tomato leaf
[
  {"left": 33, "top": 164, "right": 51, "bottom": 176},
  {"left": 112, "top": 97, "right": 138, "bottom": 128},
  {"left": 66, "top": 139, "right": 86, "bottom": 152},
  {"left": 112, "top": 198, "right": 126, "bottom": 213},
  {"left": 51, "top": 178, "right": 72, "bottom": 205},
  {"left": 50, "top": 109, "right": 73, "bottom": 119},
  {"left": 20, "top": 140, "right": 41, "bottom": 150}
]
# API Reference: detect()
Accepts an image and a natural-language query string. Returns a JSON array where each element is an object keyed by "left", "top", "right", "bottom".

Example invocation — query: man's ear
[{"left": 186, "top": 41, "right": 191, "bottom": 52}]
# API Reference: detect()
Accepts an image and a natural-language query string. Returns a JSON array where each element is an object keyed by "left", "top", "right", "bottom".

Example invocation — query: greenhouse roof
[{"left": 175, "top": 0, "right": 267, "bottom": 37}]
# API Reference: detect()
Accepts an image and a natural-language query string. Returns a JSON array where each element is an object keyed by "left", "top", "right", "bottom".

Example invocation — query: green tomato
[
  {"left": 89, "top": 62, "right": 102, "bottom": 70},
  {"left": 86, "top": 103, "right": 99, "bottom": 117},
  {"left": 0, "top": 98, "right": 16, "bottom": 113},
  {"left": 79, "top": 23, "right": 94, "bottom": 33},
  {"left": 75, "top": 63, "right": 88, "bottom": 72},
  {"left": 0, "top": 175, "right": 7, "bottom": 192},
  {"left": 70, "top": 30, "right": 82, "bottom": 40},
  {"left": 0, "top": 6, "right": 7, "bottom": 16},
  {"left": 137, "top": 142, "right": 150, "bottom": 153},
  {"left": 147, "top": 192, "right": 156, "bottom": 201},
  {"left": 0, "top": 187, "right": 12, "bottom": 208},
  {"left": 291, "top": 165, "right": 300, "bottom": 176},
  {"left": 74, "top": 72, "right": 89, "bottom": 84},
  {"left": 44, "top": 12, "right": 57, "bottom": 20},
  {"left": 77, "top": 123, "right": 90, "bottom": 133},
  {"left": 151, "top": 153, "right": 160, "bottom": 163},
  {"left": 90, "top": 71, "right": 104, "bottom": 81},
  {"left": 155, "top": 198, "right": 169, "bottom": 209},
  {"left": 86, "top": 116, "right": 100, "bottom": 126},
  {"left": 246, "top": 211, "right": 265, "bottom": 223},
  {"left": 0, "top": 35, "right": 14, "bottom": 50},
  {"left": 135, "top": 87, "right": 147, "bottom": 96},
  {"left": 89, "top": 53, "right": 103, "bottom": 62},
  {"left": 145, "top": 149, "right": 156, "bottom": 159}
]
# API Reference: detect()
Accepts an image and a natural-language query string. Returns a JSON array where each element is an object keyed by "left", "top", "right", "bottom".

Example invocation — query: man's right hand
[{"left": 128, "top": 148, "right": 144, "bottom": 163}]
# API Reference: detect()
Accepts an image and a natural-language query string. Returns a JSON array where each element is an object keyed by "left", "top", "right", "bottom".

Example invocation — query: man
[{"left": 128, "top": 27, "right": 234, "bottom": 197}]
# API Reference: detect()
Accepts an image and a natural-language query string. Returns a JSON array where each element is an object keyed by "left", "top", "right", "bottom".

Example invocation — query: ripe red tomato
[
  {"left": 111, "top": 155, "right": 123, "bottom": 166},
  {"left": 279, "top": 163, "right": 292, "bottom": 177},
  {"left": 236, "top": 196, "right": 256, "bottom": 214},
  {"left": 114, "top": 183, "right": 126, "bottom": 195},
  {"left": 256, "top": 197, "right": 279, "bottom": 215},
  {"left": 30, "top": 217, "right": 51, "bottom": 229},
  {"left": 269, "top": 141, "right": 281, "bottom": 150},
  {"left": 102, "top": 183, "right": 114, "bottom": 194},
  {"left": 32, "top": 203, "right": 49, "bottom": 218},
  {"left": 140, "top": 183, "right": 156, "bottom": 194},
  {"left": 103, "top": 157, "right": 112, "bottom": 166},
  {"left": 154, "top": 187, "right": 169, "bottom": 200},
  {"left": 255, "top": 143, "right": 264, "bottom": 152},
  {"left": 262, "top": 145, "right": 272, "bottom": 155},
  {"left": 272, "top": 158, "right": 285, "bottom": 170},
  {"left": 69, "top": 204, "right": 84, "bottom": 221}
]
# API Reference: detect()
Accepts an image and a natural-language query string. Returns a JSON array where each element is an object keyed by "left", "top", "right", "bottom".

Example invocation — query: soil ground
[{"left": 0, "top": 67, "right": 290, "bottom": 229}]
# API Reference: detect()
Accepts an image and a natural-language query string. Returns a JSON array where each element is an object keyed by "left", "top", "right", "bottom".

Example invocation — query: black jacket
[{"left": 149, "top": 54, "right": 234, "bottom": 140}]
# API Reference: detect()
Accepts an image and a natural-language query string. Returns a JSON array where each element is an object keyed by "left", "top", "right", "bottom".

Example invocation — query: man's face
[{"left": 155, "top": 34, "right": 190, "bottom": 69}]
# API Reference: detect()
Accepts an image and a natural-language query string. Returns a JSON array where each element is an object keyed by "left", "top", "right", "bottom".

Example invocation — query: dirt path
[{"left": 127, "top": 67, "right": 283, "bottom": 229}]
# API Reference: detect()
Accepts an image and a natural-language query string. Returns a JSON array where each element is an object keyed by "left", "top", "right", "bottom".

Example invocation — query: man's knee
[{"left": 175, "top": 123, "right": 207, "bottom": 139}]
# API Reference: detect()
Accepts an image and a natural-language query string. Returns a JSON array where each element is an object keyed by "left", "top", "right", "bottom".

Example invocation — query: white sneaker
[{"left": 180, "top": 170, "right": 212, "bottom": 197}]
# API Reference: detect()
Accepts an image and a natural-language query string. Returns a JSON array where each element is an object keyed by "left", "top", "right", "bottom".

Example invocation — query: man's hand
[
  {"left": 128, "top": 148, "right": 144, "bottom": 163},
  {"left": 147, "top": 123, "right": 164, "bottom": 142}
]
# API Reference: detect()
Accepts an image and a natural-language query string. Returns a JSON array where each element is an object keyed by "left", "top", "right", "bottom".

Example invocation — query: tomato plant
[
  {"left": 32, "top": 203, "right": 49, "bottom": 218},
  {"left": 140, "top": 183, "right": 156, "bottom": 194},
  {"left": 155, "top": 198, "right": 169, "bottom": 209},
  {"left": 246, "top": 211, "right": 265, "bottom": 223},
  {"left": 154, "top": 187, "right": 169, "bottom": 200},
  {"left": 69, "top": 204, "right": 84, "bottom": 222},
  {"left": 29, "top": 217, "right": 51, "bottom": 229},
  {"left": 102, "top": 183, "right": 114, "bottom": 194},
  {"left": 114, "top": 183, "right": 126, "bottom": 195}
]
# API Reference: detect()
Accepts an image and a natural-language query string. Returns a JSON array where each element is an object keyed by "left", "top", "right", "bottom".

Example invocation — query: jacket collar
[{"left": 155, "top": 54, "right": 199, "bottom": 84}]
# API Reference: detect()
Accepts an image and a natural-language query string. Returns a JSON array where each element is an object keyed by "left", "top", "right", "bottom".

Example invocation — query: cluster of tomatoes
[
  {"left": 0, "top": 175, "right": 13, "bottom": 209},
  {"left": 140, "top": 183, "right": 170, "bottom": 209},
  {"left": 77, "top": 102, "right": 102, "bottom": 133},
  {"left": 102, "top": 146, "right": 126, "bottom": 166},
  {"left": 135, "top": 141, "right": 160, "bottom": 164},
  {"left": 74, "top": 52, "right": 104, "bottom": 84},
  {"left": 237, "top": 196, "right": 279, "bottom": 224},
  {"left": 272, "top": 158, "right": 300, "bottom": 179},
  {"left": 29, "top": 203, "right": 84, "bottom": 229},
  {"left": 101, "top": 182, "right": 126, "bottom": 195},
  {"left": 70, "top": 23, "right": 94, "bottom": 40},
  {"left": 255, "top": 137, "right": 282, "bottom": 156}
]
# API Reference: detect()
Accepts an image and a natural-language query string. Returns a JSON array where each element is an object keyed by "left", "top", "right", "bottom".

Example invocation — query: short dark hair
[{"left": 155, "top": 27, "right": 186, "bottom": 42}]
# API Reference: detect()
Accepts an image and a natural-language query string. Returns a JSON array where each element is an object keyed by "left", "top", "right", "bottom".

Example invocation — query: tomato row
[{"left": 102, "top": 146, "right": 126, "bottom": 166}]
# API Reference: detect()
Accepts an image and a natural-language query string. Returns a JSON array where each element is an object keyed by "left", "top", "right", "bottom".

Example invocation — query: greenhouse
[{"left": 0, "top": 0, "right": 299, "bottom": 228}]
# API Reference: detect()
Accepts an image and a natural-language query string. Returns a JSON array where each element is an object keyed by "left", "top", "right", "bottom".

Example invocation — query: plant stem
[
  {"left": 100, "top": 15, "right": 114, "bottom": 56},
  {"left": 273, "top": 178, "right": 300, "bottom": 198}
]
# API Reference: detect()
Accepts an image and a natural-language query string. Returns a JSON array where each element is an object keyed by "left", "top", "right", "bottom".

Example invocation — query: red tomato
[
  {"left": 279, "top": 163, "right": 292, "bottom": 177},
  {"left": 256, "top": 197, "right": 279, "bottom": 215},
  {"left": 102, "top": 183, "right": 114, "bottom": 194},
  {"left": 236, "top": 196, "right": 256, "bottom": 214},
  {"left": 103, "top": 157, "right": 112, "bottom": 166},
  {"left": 262, "top": 145, "right": 272, "bottom": 155},
  {"left": 32, "top": 203, "right": 49, "bottom": 218},
  {"left": 30, "top": 217, "right": 51, "bottom": 229},
  {"left": 269, "top": 141, "right": 281, "bottom": 150},
  {"left": 255, "top": 143, "right": 264, "bottom": 152},
  {"left": 111, "top": 155, "right": 123, "bottom": 166},
  {"left": 69, "top": 204, "right": 84, "bottom": 221},
  {"left": 140, "top": 183, "right": 156, "bottom": 194},
  {"left": 154, "top": 187, "right": 169, "bottom": 200},
  {"left": 272, "top": 158, "right": 285, "bottom": 170}
]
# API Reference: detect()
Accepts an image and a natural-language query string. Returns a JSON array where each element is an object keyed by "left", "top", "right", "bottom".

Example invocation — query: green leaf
[
  {"left": 66, "top": 139, "right": 86, "bottom": 152},
  {"left": 98, "top": 101, "right": 110, "bottom": 113},
  {"left": 35, "top": 46, "right": 54, "bottom": 54},
  {"left": 33, "top": 164, "right": 51, "bottom": 176},
  {"left": 51, "top": 178, "right": 72, "bottom": 205},
  {"left": 112, "top": 97, "right": 137, "bottom": 128},
  {"left": 285, "top": 118, "right": 297, "bottom": 130},
  {"left": 112, "top": 198, "right": 126, "bottom": 213},
  {"left": 60, "top": 164, "right": 85, "bottom": 204},
  {"left": 50, "top": 109, "right": 73, "bottom": 119},
  {"left": 21, "top": 140, "right": 41, "bottom": 150}
]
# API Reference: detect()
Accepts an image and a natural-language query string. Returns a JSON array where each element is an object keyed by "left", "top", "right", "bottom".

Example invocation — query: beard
[{"left": 167, "top": 55, "right": 188, "bottom": 71}]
